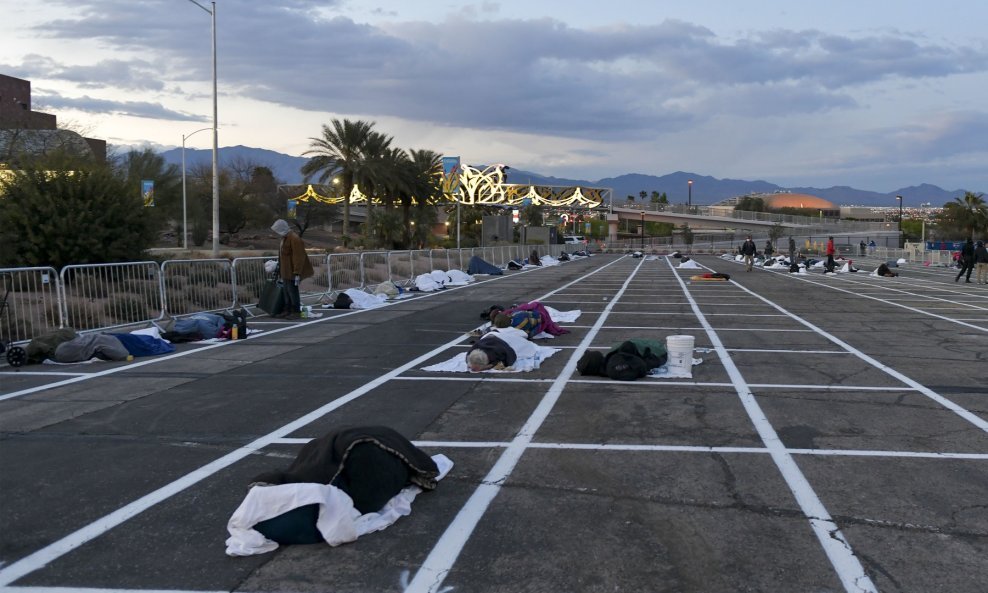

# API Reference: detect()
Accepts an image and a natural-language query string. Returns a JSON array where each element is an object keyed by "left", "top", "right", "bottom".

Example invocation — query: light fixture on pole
[
  {"left": 188, "top": 0, "right": 219, "bottom": 256},
  {"left": 181, "top": 127, "right": 213, "bottom": 251},
  {"left": 688, "top": 179, "right": 693, "bottom": 210},
  {"left": 896, "top": 195, "right": 903, "bottom": 248}
]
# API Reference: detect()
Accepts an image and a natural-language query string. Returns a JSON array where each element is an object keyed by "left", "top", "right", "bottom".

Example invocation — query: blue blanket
[{"left": 110, "top": 333, "right": 176, "bottom": 357}]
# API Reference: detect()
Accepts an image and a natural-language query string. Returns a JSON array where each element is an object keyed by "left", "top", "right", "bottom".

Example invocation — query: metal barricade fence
[
  {"left": 230, "top": 256, "right": 269, "bottom": 308},
  {"left": 360, "top": 252, "right": 390, "bottom": 289},
  {"left": 327, "top": 253, "right": 363, "bottom": 293},
  {"left": 386, "top": 251, "right": 414, "bottom": 287},
  {"left": 409, "top": 250, "right": 432, "bottom": 278},
  {"left": 161, "top": 259, "right": 235, "bottom": 316},
  {"left": 304, "top": 254, "right": 331, "bottom": 302},
  {"left": 430, "top": 249, "right": 452, "bottom": 272},
  {"left": 60, "top": 262, "right": 164, "bottom": 332},
  {"left": 0, "top": 267, "right": 62, "bottom": 345}
]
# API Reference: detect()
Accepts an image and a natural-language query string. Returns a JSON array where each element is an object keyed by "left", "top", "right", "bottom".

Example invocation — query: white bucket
[{"left": 666, "top": 335, "right": 695, "bottom": 376}]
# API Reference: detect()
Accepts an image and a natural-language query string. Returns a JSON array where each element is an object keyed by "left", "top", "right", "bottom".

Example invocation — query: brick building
[{"left": 0, "top": 74, "right": 107, "bottom": 165}]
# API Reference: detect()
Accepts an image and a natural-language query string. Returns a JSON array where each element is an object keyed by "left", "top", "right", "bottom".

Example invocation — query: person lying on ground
[
  {"left": 875, "top": 263, "right": 899, "bottom": 277},
  {"left": 466, "top": 333, "right": 518, "bottom": 371},
  {"left": 577, "top": 339, "right": 668, "bottom": 381}
]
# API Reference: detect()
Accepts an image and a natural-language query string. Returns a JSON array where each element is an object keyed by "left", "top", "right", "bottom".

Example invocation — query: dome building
[{"left": 762, "top": 193, "right": 835, "bottom": 211}]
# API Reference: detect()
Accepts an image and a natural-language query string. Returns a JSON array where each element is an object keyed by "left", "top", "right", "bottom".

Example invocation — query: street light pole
[
  {"left": 181, "top": 127, "right": 213, "bottom": 251},
  {"left": 896, "top": 195, "right": 903, "bottom": 248},
  {"left": 640, "top": 211, "right": 645, "bottom": 250},
  {"left": 688, "top": 179, "right": 693, "bottom": 211},
  {"left": 188, "top": 0, "right": 220, "bottom": 256}
]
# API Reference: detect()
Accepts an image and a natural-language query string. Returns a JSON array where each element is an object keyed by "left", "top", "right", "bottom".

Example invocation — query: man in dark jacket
[
  {"left": 974, "top": 240, "right": 988, "bottom": 284},
  {"left": 955, "top": 238, "right": 975, "bottom": 283},
  {"left": 740, "top": 236, "right": 757, "bottom": 272}
]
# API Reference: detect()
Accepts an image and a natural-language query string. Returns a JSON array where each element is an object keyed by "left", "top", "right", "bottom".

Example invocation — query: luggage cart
[{"left": 0, "top": 272, "right": 28, "bottom": 367}]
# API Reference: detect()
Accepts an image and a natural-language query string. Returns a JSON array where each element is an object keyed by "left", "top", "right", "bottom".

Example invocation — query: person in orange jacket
[{"left": 825, "top": 236, "right": 836, "bottom": 273}]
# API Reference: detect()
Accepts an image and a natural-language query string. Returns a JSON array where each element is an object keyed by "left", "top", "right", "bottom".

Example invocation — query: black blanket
[{"left": 250, "top": 426, "right": 440, "bottom": 514}]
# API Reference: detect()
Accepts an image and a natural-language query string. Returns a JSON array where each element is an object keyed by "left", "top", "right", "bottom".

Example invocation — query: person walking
[
  {"left": 955, "top": 238, "right": 975, "bottom": 283},
  {"left": 271, "top": 218, "right": 315, "bottom": 317},
  {"left": 974, "top": 240, "right": 988, "bottom": 285},
  {"left": 740, "top": 236, "right": 757, "bottom": 272},
  {"left": 825, "top": 236, "right": 836, "bottom": 273}
]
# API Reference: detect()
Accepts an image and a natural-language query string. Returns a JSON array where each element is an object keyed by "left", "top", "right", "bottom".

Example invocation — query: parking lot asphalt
[{"left": 1, "top": 253, "right": 986, "bottom": 593}]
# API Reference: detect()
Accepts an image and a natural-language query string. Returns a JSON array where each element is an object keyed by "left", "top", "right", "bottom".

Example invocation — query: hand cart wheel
[{"left": 6, "top": 345, "right": 27, "bottom": 367}]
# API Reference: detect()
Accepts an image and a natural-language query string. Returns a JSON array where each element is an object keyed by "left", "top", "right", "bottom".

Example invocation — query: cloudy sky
[{"left": 3, "top": 0, "right": 987, "bottom": 192}]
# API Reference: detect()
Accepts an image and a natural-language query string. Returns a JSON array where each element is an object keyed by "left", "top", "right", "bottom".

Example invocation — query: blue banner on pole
[
  {"left": 141, "top": 180, "right": 154, "bottom": 207},
  {"left": 442, "top": 156, "right": 460, "bottom": 177},
  {"left": 286, "top": 199, "right": 297, "bottom": 219}
]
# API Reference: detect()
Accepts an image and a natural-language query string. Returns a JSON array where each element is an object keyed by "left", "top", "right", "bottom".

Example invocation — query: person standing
[
  {"left": 974, "top": 240, "right": 988, "bottom": 284},
  {"left": 764, "top": 240, "right": 774, "bottom": 257},
  {"left": 868, "top": 239, "right": 876, "bottom": 255},
  {"left": 825, "top": 236, "right": 836, "bottom": 273},
  {"left": 955, "top": 238, "right": 975, "bottom": 283},
  {"left": 271, "top": 219, "right": 315, "bottom": 317},
  {"left": 740, "top": 236, "right": 757, "bottom": 272},
  {"left": 859, "top": 240, "right": 866, "bottom": 256}
]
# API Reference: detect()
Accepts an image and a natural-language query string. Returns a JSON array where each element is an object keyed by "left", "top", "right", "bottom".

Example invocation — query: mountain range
[{"left": 160, "top": 145, "right": 974, "bottom": 208}]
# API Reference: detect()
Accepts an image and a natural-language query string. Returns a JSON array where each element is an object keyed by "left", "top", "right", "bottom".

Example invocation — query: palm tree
[
  {"left": 405, "top": 149, "right": 443, "bottom": 246},
  {"left": 944, "top": 192, "right": 987, "bottom": 240},
  {"left": 301, "top": 119, "right": 376, "bottom": 247}
]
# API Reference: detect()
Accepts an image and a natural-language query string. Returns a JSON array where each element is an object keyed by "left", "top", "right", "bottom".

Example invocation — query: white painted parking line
[
  {"left": 0, "top": 256, "right": 629, "bottom": 587},
  {"left": 669, "top": 257, "right": 879, "bottom": 593},
  {"left": 403, "top": 258, "right": 648, "bottom": 593}
]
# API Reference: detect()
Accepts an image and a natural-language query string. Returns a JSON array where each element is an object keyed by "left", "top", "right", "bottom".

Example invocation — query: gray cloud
[
  {"left": 34, "top": 91, "right": 207, "bottom": 122},
  {"left": 23, "top": 1, "right": 988, "bottom": 145}
]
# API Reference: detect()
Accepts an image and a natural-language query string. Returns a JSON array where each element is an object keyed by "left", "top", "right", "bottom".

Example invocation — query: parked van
[{"left": 563, "top": 235, "right": 586, "bottom": 245}]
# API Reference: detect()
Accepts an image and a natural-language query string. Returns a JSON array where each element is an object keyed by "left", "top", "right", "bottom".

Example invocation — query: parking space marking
[
  {"left": 403, "top": 258, "right": 648, "bottom": 593},
  {"left": 0, "top": 257, "right": 629, "bottom": 588},
  {"left": 668, "top": 258, "right": 879, "bottom": 593},
  {"left": 725, "top": 275, "right": 988, "bottom": 433}
]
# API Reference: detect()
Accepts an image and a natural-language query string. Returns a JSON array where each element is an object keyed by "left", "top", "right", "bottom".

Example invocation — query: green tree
[
  {"left": 940, "top": 192, "right": 987, "bottom": 240},
  {"left": 0, "top": 160, "right": 154, "bottom": 268},
  {"left": 302, "top": 119, "right": 377, "bottom": 247},
  {"left": 734, "top": 196, "right": 766, "bottom": 212},
  {"left": 680, "top": 224, "right": 695, "bottom": 252},
  {"left": 521, "top": 204, "right": 544, "bottom": 226},
  {"left": 768, "top": 222, "right": 786, "bottom": 244}
]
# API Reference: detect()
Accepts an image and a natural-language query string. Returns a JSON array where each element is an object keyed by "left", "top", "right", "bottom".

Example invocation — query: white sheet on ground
[
  {"left": 648, "top": 357, "right": 703, "bottom": 379},
  {"left": 225, "top": 454, "right": 453, "bottom": 556},
  {"left": 421, "top": 327, "right": 560, "bottom": 373},
  {"left": 543, "top": 306, "right": 580, "bottom": 323},
  {"left": 414, "top": 273, "right": 445, "bottom": 292},
  {"left": 678, "top": 259, "right": 702, "bottom": 269},
  {"left": 445, "top": 270, "right": 474, "bottom": 285},
  {"left": 345, "top": 288, "right": 388, "bottom": 309},
  {"left": 540, "top": 255, "right": 560, "bottom": 266}
]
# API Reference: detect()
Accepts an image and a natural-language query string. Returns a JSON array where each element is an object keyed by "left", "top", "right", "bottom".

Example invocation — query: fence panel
[
  {"left": 230, "top": 257, "right": 268, "bottom": 308},
  {"left": 304, "top": 254, "right": 331, "bottom": 302},
  {"left": 361, "top": 252, "right": 390, "bottom": 289},
  {"left": 430, "top": 249, "right": 452, "bottom": 272},
  {"left": 0, "top": 267, "right": 62, "bottom": 345},
  {"left": 161, "top": 259, "right": 235, "bottom": 316},
  {"left": 60, "top": 262, "right": 163, "bottom": 332},
  {"left": 327, "top": 253, "right": 363, "bottom": 293},
  {"left": 410, "top": 250, "right": 433, "bottom": 277},
  {"left": 388, "top": 251, "right": 414, "bottom": 286}
]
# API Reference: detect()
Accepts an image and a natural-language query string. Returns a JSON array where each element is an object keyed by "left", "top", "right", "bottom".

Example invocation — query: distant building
[
  {"left": 0, "top": 74, "right": 106, "bottom": 169},
  {"left": 715, "top": 191, "right": 840, "bottom": 217}
]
